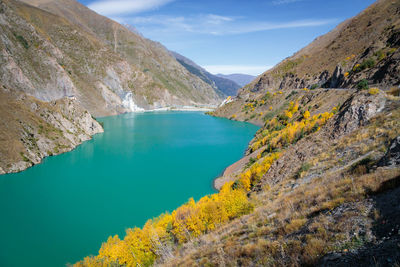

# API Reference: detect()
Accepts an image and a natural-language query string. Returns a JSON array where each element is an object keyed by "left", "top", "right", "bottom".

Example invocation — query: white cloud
[
  {"left": 223, "top": 19, "right": 336, "bottom": 35},
  {"left": 202, "top": 65, "right": 273, "bottom": 76},
  {"left": 88, "top": 0, "right": 174, "bottom": 16},
  {"left": 272, "top": 0, "right": 303, "bottom": 5},
  {"left": 206, "top": 14, "right": 234, "bottom": 25},
  {"left": 127, "top": 14, "right": 336, "bottom": 36}
]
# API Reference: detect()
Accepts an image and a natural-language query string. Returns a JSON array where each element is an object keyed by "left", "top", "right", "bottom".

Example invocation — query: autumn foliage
[
  {"left": 75, "top": 184, "right": 253, "bottom": 266},
  {"left": 250, "top": 105, "right": 334, "bottom": 153},
  {"left": 238, "top": 152, "right": 281, "bottom": 191},
  {"left": 75, "top": 98, "right": 337, "bottom": 267}
]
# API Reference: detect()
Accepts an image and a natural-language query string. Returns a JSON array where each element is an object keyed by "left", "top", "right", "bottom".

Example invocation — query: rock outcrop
[
  {"left": 379, "top": 136, "right": 400, "bottom": 167},
  {"left": 333, "top": 91, "right": 386, "bottom": 137},
  {"left": 0, "top": 88, "right": 103, "bottom": 174}
]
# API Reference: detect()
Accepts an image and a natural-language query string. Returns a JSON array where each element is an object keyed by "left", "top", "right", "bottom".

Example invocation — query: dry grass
[{"left": 163, "top": 96, "right": 400, "bottom": 266}]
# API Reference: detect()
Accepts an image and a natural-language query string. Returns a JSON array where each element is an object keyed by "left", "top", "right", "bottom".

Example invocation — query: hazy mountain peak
[{"left": 216, "top": 73, "right": 256, "bottom": 87}]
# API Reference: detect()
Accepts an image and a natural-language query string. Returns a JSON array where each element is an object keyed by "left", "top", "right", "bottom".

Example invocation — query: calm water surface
[{"left": 0, "top": 112, "right": 258, "bottom": 267}]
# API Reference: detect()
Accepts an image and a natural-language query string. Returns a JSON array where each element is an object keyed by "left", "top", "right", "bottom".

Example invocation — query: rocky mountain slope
[
  {"left": 211, "top": 0, "right": 400, "bottom": 125},
  {"left": 163, "top": 89, "right": 400, "bottom": 267},
  {"left": 74, "top": 0, "right": 400, "bottom": 266},
  {"left": 171, "top": 51, "right": 241, "bottom": 96},
  {"left": 2, "top": 0, "right": 222, "bottom": 116},
  {"left": 75, "top": 84, "right": 400, "bottom": 267},
  {"left": 217, "top": 73, "right": 256, "bottom": 87},
  {"left": 0, "top": 86, "right": 103, "bottom": 174},
  {"left": 0, "top": 0, "right": 223, "bottom": 173}
]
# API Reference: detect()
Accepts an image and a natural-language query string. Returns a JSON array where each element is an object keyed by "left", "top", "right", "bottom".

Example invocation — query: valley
[{"left": 0, "top": 0, "right": 399, "bottom": 266}]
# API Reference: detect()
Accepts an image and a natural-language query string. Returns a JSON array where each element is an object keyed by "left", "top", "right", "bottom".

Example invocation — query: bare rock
[
  {"left": 333, "top": 91, "right": 386, "bottom": 137},
  {"left": 379, "top": 136, "right": 400, "bottom": 167}
]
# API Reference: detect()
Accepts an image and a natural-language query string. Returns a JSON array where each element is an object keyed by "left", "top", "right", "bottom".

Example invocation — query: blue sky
[{"left": 78, "top": 0, "right": 376, "bottom": 75}]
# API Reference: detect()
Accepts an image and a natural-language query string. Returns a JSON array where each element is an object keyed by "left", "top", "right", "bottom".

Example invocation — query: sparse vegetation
[
  {"left": 353, "top": 58, "right": 376, "bottom": 73},
  {"left": 357, "top": 79, "right": 369, "bottom": 90},
  {"left": 14, "top": 34, "right": 29, "bottom": 49},
  {"left": 19, "top": 152, "right": 30, "bottom": 163}
]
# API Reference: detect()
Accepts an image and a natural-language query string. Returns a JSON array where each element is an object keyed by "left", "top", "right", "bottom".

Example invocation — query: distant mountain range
[
  {"left": 171, "top": 51, "right": 241, "bottom": 96},
  {"left": 216, "top": 73, "right": 256, "bottom": 87}
]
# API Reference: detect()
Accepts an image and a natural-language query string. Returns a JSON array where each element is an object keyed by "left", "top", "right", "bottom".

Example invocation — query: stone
[{"left": 379, "top": 136, "right": 400, "bottom": 167}]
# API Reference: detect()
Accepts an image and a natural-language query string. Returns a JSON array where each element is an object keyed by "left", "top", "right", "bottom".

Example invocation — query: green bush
[
  {"left": 356, "top": 79, "right": 369, "bottom": 90},
  {"left": 374, "top": 50, "right": 386, "bottom": 61},
  {"left": 310, "top": 84, "right": 319, "bottom": 90},
  {"left": 15, "top": 35, "right": 29, "bottom": 49},
  {"left": 295, "top": 163, "right": 311, "bottom": 179},
  {"left": 285, "top": 90, "right": 298, "bottom": 99},
  {"left": 353, "top": 58, "right": 376, "bottom": 73}
]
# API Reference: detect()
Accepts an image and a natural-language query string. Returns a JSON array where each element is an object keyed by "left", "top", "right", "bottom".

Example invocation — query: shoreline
[
  {"left": 146, "top": 106, "right": 215, "bottom": 112},
  {"left": 96, "top": 106, "right": 217, "bottom": 119},
  {"left": 211, "top": 136, "right": 259, "bottom": 191},
  {"left": 212, "top": 165, "right": 229, "bottom": 191}
]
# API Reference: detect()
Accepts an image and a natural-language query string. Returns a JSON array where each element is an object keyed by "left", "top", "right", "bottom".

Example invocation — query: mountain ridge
[
  {"left": 217, "top": 73, "right": 256, "bottom": 87},
  {"left": 15, "top": 0, "right": 223, "bottom": 111},
  {"left": 212, "top": 0, "right": 400, "bottom": 125},
  {"left": 170, "top": 51, "right": 241, "bottom": 96}
]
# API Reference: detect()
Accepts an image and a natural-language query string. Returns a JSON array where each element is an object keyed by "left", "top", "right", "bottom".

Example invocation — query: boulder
[{"left": 379, "top": 136, "right": 400, "bottom": 167}]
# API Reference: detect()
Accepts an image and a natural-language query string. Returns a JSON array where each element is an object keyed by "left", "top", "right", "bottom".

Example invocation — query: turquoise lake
[{"left": 0, "top": 112, "right": 259, "bottom": 267}]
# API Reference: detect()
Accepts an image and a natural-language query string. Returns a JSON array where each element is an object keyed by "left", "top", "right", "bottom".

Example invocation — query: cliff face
[{"left": 0, "top": 87, "right": 103, "bottom": 174}]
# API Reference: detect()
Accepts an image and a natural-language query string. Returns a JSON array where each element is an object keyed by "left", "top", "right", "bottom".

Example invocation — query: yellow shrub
[
  {"left": 368, "top": 88, "right": 379, "bottom": 95},
  {"left": 77, "top": 179, "right": 255, "bottom": 266},
  {"left": 239, "top": 152, "right": 280, "bottom": 191}
]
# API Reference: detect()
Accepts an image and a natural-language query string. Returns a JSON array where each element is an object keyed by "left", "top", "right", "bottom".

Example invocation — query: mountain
[
  {"left": 13, "top": 0, "right": 223, "bottom": 113},
  {"left": 217, "top": 73, "right": 256, "bottom": 87},
  {"left": 171, "top": 51, "right": 241, "bottom": 96},
  {"left": 0, "top": 0, "right": 222, "bottom": 173},
  {"left": 212, "top": 0, "right": 400, "bottom": 125},
  {"left": 75, "top": 0, "right": 400, "bottom": 266}
]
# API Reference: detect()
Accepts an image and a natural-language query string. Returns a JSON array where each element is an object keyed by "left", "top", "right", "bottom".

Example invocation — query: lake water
[{"left": 0, "top": 112, "right": 258, "bottom": 267}]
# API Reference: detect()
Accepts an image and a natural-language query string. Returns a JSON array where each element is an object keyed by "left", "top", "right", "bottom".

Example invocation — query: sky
[{"left": 78, "top": 0, "right": 376, "bottom": 75}]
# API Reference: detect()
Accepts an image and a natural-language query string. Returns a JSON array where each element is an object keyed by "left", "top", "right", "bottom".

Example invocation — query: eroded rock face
[
  {"left": 0, "top": 90, "right": 103, "bottom": 174},
  {"left": 379, "top": 136, "right": 400, "bottom": 167},
  {"left": 333, "top": 91, "right": 386, "bottom": 137},
  {"left": 329, "top": 66, "right": 344, "bottom": 88}
]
